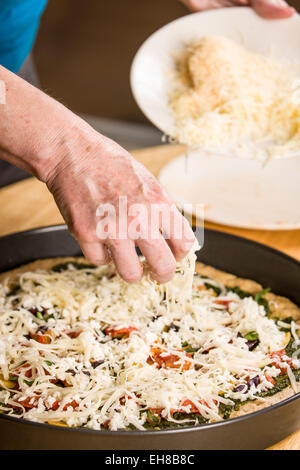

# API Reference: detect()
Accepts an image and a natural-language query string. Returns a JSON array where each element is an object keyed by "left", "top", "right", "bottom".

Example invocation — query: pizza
[{"left": 0, "top": 256, "right": 299, "bottom": 431}]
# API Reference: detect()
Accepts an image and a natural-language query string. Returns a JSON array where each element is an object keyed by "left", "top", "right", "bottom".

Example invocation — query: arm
[
  {"left": 180, "top": 0, "right": 295, "bottom": 19},
  {"left": 0, "top": 66, "right": 195, "bottom": 283}
]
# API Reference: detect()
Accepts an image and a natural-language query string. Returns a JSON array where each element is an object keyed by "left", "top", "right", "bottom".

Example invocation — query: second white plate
[{"left": 159, "top": 151, "right": 300, "bottom": 230}]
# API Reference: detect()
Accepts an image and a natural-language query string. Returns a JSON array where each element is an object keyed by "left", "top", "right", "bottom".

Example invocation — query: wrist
[
  {"left": 32, "top": 108, "right": 100, "bottom": 184},
  {"left": 0, "top": 66, "right": 97, "bottom": 184},
  {"left": 43, "top": 118, "right": 131, "bottom": 188},
  {"left": 41, "top": 116, "right": 112, "bottom": 187},
  {"left": 29, "top": 111, "right": 88, "bottom": 184}
]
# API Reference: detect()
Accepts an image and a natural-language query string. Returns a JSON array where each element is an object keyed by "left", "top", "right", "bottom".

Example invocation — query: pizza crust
[
  {"left": 196, "top": 262, "right": 300, "bottom": 321},
  {"left": 230, "top": 386, "right": 298, "bottom": 419},
  {"left": 0, "top": 257, "right": 87, "bottom": 283}
]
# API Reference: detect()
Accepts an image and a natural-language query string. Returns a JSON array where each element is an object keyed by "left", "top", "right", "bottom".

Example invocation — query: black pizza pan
[{"left": 0, "top": 225, "right": 299, "bottom": 450}]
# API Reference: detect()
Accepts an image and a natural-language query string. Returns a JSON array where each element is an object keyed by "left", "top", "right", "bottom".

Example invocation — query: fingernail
[{"left": 269, "top": 0, "right": 290, "bottom": 6}]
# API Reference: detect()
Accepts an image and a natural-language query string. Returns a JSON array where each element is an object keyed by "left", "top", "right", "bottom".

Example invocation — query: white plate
[
  {"left": 132, "top": 8, "right": 300, "bottom": 229},
  {"left": 159, "top": 151, "right": 300, "bottom": 230},
  {"left": 130, "top": 7, "right": 300, "bottom": 157}
]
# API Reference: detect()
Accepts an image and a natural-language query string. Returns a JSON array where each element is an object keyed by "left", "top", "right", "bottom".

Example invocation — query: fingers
[
  {"left": 180, "top": 0, "right": 224, "bottom": 12},
  {"left": 137, "top": 235, "right": 177, "bottom": 284},
  {"left": 76, "top": 216, "right": 194, "bottom": 284},
  {"left": 251, "top": 0, "right": 295, "bottom": 18},
  {"left": 106, "top": 239, "right": 143, "bottom": 283},
  {"left": 107, "top": 209, "right": 194, "bottom": 284},
  {"left": 80, "top": 240, "right": 111, "bottom": 266},
  {"left": 180, "top": 0, "right": 295, "bottom": 17},
  {"left": 80, "top": 233, "right": 184, "bottom": 284},
  {"left": 180, "top": 0, "right": 249, "bottom": 12},
  {"left": 79, "top": 205, "right": 195, "bottom": 283},
  {"left": 162, "top": 207, "right": 196, "bottom": 262}
]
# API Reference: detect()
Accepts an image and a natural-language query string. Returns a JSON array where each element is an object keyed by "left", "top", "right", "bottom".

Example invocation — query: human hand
[
  {"left": 179, "top": 0, "right": 295, "bottom": 19},
  {"left": 45, "top": 126, "right": 195, "bottom": 284},
  {"left": 0, "top": 66, "right": 195, "bottom": 285}
]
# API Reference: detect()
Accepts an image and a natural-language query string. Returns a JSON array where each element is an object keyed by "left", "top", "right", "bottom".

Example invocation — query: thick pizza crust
[
  {"left": 196, "top": 262, "right": 300, "bottom": 321},
  {"left": 0, "top": 257, "right": 87, "bottom": 283},
  {"left": 230, "top": 387, "right": 297, "bottom": 419},
  {"left": 1, "top": 257, "right": 299, "bottom": 421}
]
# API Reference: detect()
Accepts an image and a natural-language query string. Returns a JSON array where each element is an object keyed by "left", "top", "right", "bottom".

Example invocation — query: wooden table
[{"left": 0, "top": 144, "right": 299, "bottom": 449}]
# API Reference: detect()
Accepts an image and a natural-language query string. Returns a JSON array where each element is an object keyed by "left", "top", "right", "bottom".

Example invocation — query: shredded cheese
[
  {"left": 169, "top": 35, "right": 300, "bottom": 161},
  {"left": 0, "top": 255, "right": 298, "bottom": 430}
]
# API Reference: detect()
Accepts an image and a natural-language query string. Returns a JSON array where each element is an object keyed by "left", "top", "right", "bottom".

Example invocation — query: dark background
[
  {"left": 33, "top": 0, "right": 300, "bottom": 124},
  {"left": 33, "top": 0, "right": 190, "bottom": 123}
]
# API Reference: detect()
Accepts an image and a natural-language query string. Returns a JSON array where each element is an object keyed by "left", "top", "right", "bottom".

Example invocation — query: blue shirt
[{"left": 0, "top": 0, "right": 47, "bottom": 73}]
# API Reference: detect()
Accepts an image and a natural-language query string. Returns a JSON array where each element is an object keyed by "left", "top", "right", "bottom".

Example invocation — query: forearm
[{"left": 0, "top": 65, "right": 93, "bottom": 182}]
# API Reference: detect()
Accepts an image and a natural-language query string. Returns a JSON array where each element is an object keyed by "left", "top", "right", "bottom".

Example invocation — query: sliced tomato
[
  {"left": 270, "top": 349, "right": 293, "bottom": 375},
  {"left": 270, "top": 349, "right": 286, "bottom": 361},
  {"left": 12, "top": 362, "right": 33, "bottom": 378},
  {"left": 119, "top": 394, "right": 134, "bottom": 406},
  {"left": 15, "top": 396, "right": 58, "bottom": 410},
  {"left": 147, "top": 347, "right": 192, "bottom": 370},
  {"left": 44, "top": 399, "right": 77, "bottom": 411},
  {"left": 49, "top": 400, "right": 59, "bottom": 411},
  {"left": 17, "top": 396, "right": 40, "bottom": 409},
  {"left": 104, "top": 326, "right": 138, "bottom": 339},
  {"left": 62, "top": 400, "right": 78, "bottom": 411},
  {"left": 265, "top": 375, "right": 275, "bottom": 385},
  {"left": 119, "top": 396, "right": 126, "bottom": 406},
  {"left": 67, "top": 331, "right": 82, "bottom": 339},
  {"left": 147, "top": 399, "right": 207, "bottom": 420},
  {"left": 14, "top": 397, "right": 77, "bottom": 412},
  {"left": 173, "top": 398, "right": 216, "bottom": 414},
  {"left": 214, "top": 299, "right": 233, "bottom": 306},
  {"left": 30, "top": 329, "right": 55, "bottom": 344},
  {"left": 174, "top": 399, "right": 201, "bottom": 414},
  {"left": 196, "top": 285, "right": 206, "bottom": 291}
]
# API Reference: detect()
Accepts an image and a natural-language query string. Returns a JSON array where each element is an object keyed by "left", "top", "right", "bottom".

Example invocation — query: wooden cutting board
[{"left": 0, "top": 144, "right": 299, "bottom": 450}]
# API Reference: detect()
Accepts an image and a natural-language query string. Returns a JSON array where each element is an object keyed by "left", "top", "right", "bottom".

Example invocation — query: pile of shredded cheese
[
  {"left": 0, "top": 256, "right": 299, "bottom": 431},
  {"left": 169, "top": 35, "right": 300, "bottom": 160}
]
